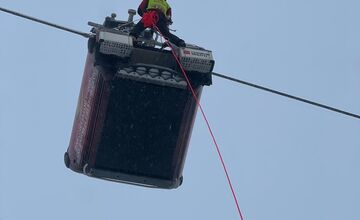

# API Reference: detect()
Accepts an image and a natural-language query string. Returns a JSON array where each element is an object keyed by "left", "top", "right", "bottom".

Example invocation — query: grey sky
[{"left": 1, "top": 0, "right": 359, "bottom": 219}]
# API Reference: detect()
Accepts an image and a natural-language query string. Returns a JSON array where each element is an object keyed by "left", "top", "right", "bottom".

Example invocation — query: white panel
[{"left": 99, "top": 31, "right": 132, "bottom": 46}]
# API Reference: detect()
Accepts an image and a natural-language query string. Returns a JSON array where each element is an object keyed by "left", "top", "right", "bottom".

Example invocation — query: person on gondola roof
[{"left": 130, "top": 0, "right": 186, "bottom": 47}]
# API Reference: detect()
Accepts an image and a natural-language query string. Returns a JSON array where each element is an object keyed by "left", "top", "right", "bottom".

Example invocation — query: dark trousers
[{"left": 130, "top": 16, "right": 184, "bottom": 46}]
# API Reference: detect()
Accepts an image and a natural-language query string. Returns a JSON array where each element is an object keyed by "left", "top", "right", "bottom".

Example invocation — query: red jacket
[{"left": 137, "top": 0, "right": 172, "bottom": 19}]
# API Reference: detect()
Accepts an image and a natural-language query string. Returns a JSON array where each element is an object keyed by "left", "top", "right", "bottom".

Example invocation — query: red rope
[
  {"left": 153, "top": 25, "right": 245, "bottom": 220},
  {"left": 142, "top": 11, "right": 159, "bottom": 28}
]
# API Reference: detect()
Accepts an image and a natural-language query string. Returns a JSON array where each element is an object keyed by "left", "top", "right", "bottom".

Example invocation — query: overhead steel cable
[
  {"left": 213, "top": 72, "right": 360, "bottom": 120},
  {"left": 0, "top": 6, "right": 91, "bottom": 38},
  {"left": 2, "top": 6, "right": 358, "bottom": 120}
]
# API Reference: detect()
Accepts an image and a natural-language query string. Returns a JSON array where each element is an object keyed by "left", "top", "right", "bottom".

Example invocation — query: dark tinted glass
[{"left": 95, "top": 78, "right": 189, "bottom": 180}]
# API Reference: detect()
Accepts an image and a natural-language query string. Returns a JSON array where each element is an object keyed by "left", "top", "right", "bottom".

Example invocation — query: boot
[{"left": 177, "top": 40, "right": 186, "bottom": 48}]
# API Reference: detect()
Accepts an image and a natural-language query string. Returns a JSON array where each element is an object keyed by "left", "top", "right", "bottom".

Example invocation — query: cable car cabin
[{"left": 64, "top": 11, "right": 214, "bottom": 189}]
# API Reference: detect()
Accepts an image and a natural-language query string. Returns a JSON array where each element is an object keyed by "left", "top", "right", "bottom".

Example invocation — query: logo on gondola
[
  {"left": 191, "top": 51, "right": 211, "bottom": 58},
  {"left": 183, "top": 49, "right": 211, "bottom": 59}
]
